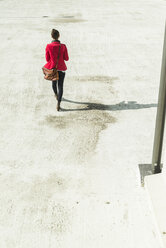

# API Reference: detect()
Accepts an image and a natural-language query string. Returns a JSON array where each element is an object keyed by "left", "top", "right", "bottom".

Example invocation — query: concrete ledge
[{"left": 145, "top": 173, "right": 166, "bottom": 247}]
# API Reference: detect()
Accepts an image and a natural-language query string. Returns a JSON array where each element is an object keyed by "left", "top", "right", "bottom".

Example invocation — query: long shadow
[{"left": 61, "top": 98, "right": 157, "bottom": 112}]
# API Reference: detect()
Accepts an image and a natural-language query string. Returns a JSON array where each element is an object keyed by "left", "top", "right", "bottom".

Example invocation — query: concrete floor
[{"left": 0, "top": 0, "right": 166, "bottom": 247}]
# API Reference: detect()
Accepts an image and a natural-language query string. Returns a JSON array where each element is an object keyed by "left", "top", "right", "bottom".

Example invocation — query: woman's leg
[
  {"left": 57, "top": 71, "right": 65, "bottom": 102},
  {"left": 52, "top": 80, "right": 58, "bottom": 95}
]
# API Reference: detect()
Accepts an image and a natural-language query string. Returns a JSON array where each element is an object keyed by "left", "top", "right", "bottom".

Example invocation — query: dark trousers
[{"left": 52, "top": 71, "right": 65, "bottom": 102}]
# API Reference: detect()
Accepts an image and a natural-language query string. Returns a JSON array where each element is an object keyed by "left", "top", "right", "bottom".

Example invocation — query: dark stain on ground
[
  {"left": 49, "top": 17, "right": 85, "bottom": 23},
  {"left": 49, "top": 13, "right": 85, "bottom": 23},
  {"left": 45, "top": 110, "right": 116, "bottom": 129},
  {"left": 38, "top": 75, "right": 118, "bottom": 163},
  {"left": 43, "top": 109, "right": 116, "bottom": 164},
  {"left": 62, "top": 15, "right": 75, "bottom": 18},
  {"left": 22, "top": 174, "right": 67, "bottom": 202},
  {"left": 37, "top": 72, "right": 156, "bottom": 164},
  {"left": 70, "top": 75, "right": 119, "bottom": 83},
  {"left": 46, "top": 115, "right": 67, "bottom": 129},
  {"left": 42, "top": 99, "right": 156, "bottom": 164}
]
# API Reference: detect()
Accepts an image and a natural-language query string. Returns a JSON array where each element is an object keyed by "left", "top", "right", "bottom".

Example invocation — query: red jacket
[{"left": 44, "top": 40, "right": 69, "bottom": 71}]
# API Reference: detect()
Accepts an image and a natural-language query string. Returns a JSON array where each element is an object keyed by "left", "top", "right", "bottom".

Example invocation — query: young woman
[{"left": 44, "top": 29, "right": 69, "bottom": 111}]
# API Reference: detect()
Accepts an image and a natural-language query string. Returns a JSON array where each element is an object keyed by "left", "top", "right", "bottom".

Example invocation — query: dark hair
[{"left": 51, "top": 29, "right": 60, "bottom": 40}]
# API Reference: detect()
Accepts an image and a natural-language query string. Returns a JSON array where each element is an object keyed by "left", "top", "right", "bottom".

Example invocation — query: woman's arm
[
  {"left": 63, "top": 45, "right": 69, "bottom": 61},
  {"left": 45, "top": 45, "right": 50, "bottom": 62}
]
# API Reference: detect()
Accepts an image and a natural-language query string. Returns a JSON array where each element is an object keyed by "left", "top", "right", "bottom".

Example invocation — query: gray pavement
[{"left": 0, "top": 0, "right": 166, "bottom": 247}]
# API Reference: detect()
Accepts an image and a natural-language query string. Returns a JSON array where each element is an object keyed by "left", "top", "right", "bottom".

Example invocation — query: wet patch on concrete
[
  {"left": 0, "top": 173, "right": 67, "bottom": 203},
  {"left": 23, "top": 174, "right": 67, "bottom": 202},
  {"left": 45, "top": 109, "right": 116, "bottom": 130},
  {"left": 61, "top": 15, "right": 75, "bottom": 18},
  {"left": 37, "top": 74, "right": 117, "bottom": 164},
  {"left": 43, "top": 109, "right": 117, "bottom": 164},
  {"left": 50, "top": 13, "right": 86, "bottom": 23},
  {"left": 49, "top": 17, "right": 85, "bottom": 23},
  {"left": 70, "top": 75, "right": 119, "bottom": 83},
  {"left": 46, "top": 115, "right": 67, "bottom": 129}
]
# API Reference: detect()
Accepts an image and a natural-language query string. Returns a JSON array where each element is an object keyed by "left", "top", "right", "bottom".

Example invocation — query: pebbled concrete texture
[{"left": 0, "top": 0, "right": 166, "bottom": 247}]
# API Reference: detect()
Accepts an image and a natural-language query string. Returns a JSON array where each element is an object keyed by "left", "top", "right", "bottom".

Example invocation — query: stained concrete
[{"left": 0, "top": 0, "right": 166, "bottom": 247}]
